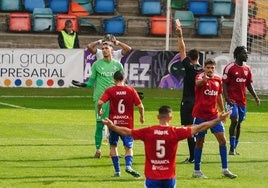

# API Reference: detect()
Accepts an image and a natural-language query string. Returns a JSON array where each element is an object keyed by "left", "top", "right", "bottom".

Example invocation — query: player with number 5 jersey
[{"left": 102, "top": 105, "right": 231, "bottom": 187}]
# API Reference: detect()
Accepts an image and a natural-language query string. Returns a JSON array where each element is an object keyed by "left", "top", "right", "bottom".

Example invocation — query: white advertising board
[{"left": 0, "top": 49, "right": 84, "bottom": 88}]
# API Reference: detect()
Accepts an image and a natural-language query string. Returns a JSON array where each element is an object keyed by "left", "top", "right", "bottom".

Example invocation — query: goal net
[{"left": 230, "top": 0, "right": 268, "bottom": 56}]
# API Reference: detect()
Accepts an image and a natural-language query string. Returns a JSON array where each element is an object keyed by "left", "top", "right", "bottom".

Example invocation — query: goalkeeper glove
[
  {"left": 72, "top": 80, "right": 87, "bottom": 87},
  {"left": 137, "top": 91, "right": 144, "bottom": 100}
]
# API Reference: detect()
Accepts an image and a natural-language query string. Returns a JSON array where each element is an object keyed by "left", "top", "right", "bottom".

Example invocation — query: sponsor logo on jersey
[
  {"left": 204, "top": 89, "right": 218, "bottom": 96},
  {"left": 151, "top": 159, "right": 170, "bottom": 164},
  {"left": 236, "top": 78, "right": 246, "bottom": 82},
  {"left": 113, "top": 115, "right": 129, "bottom": 119}
]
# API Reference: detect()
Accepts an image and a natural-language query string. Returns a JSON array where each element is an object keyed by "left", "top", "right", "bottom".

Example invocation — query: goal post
[{"left": 229, "top": 0, "right": 248, "bottom": 58}]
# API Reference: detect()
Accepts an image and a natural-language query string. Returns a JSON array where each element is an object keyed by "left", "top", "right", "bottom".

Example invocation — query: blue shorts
[
  {"left": 145, "top": 178, "right": 176, "bottom": 188},
  {"left": 226, "top": 103, "right": 246, "bottom": 123},
  {"left": 194, "top": 117, "right": 225, "bottom": 138},
  {"left": 109, "top": 130, "right": 133, "bottom": 148}
]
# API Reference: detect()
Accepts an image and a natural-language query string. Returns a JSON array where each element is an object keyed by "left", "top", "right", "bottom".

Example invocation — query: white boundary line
[
  {"left": 0, "top": 102, "right": 28, "bottom": 109},
  {"left": 0, "top": 96, "right": 91, "bottom": 98},
  {"left": 1, "top": 95, "right": 268, "bottom": 101}
]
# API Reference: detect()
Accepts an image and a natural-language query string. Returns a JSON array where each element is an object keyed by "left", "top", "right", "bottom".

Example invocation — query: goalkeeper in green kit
[{"left": 72, "top": 41, "right": 123, "bottom": 158}]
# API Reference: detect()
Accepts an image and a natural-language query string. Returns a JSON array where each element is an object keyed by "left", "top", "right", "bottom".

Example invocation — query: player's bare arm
[
  {"left": 87, "top": 39, "right": 102, "bottom": 54},
  {"left": 102, "top": 118, "right": 132, "bottom": 136},
  {"left": 191, "top": 111, "right": 231, "bottom": 135},
  {"left": 175, "top": 19, "right": 186, "bottom": 60},
  {"left": 217, "top": 94, "right": 225, "bottom": 113},
  {"left": 138, "top": 104, "right": 145, "bottom": 124},
  {"left": 247, "top": 83, "right": 260, "bottom": 105},
  {"left": 222, "top": 82, "right": 234, "bottom": 106},
  {"left": 116, "top": 40, "right": 132, "bottom": 55}
]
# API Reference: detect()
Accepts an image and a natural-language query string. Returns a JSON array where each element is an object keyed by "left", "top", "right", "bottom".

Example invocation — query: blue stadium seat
[
  {"left": 94, "top": 0, "right": 115, "bottom": 14},
  {"left": 24, "top": 0, "right": 46, "bottom": 12},
  {"left": 32, "top": 8, "right": 55, "bottom": 32},
  {"left": 103, "top": 15, "right": 125, "bottom": 35},
  {"left": 211, "top": 0, "right": 233, "bottom": 16},
  {"left": 188, "top": 0, "right": 209, "bottom": 15},
  {"left": 140, "top": 0, "right": 162, "bottom": 15},
  {"left": 48, "top": 0, "right": 69, "bottom": 14},
  {"left": 0, "top": 0, "right": 22, "bottom": 11},
  {"left": 197, "top": 17, "right": 219, "bottom": 36}
]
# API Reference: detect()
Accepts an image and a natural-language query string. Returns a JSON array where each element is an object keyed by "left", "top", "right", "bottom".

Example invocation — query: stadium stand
[
  {"left": 0, "top": 0, "right": 23, "bottom": 11},
  {"left": 24, "top": 0, "right": 46, "bottom": 12},
  {"left": 197, "top": 17, "right": 219, "bottom": 36},
  {"left": 93, "top": 0, "right": 115, "bottom": 14},
  {"left": 139, "top": 0, "right": 162, "bottom": 16},
  {"left": 103, "top": 15, "right": 125, "bottom": 35},
  {"left": 7, "top": 12, "right": 31, "bottom": 32},
  {"left": 0, "top": 0, "right": 238, "bottom": 51},
  {"left": 69, "top": 0, "right": 94, "bottom": 16},
  {"left": 188, "top": 0, "right": 209, "bottom": 15},
  {"left": 171, "top": 0, "right": 187, "bottom": 10},
  {"left": 211, "top": 0, "right": 233, "bottom": 16},
  {"left": 248, "top": 18, "right": 267, "bottom": 37},
  {"left": 149, "top": 15, "right": 172, "bottom": 36},
  {"left": 32, "top": 8, "right": 55, "bottom": 32},
  {"left": 173, "top": 10, "right": 195, "bottom": 37},
  {"left": 220, "top": 17, "right": 234, "bottom": 38},
  {"left": 56, "top": 14, "right": 79, "bottom": 32},
  {"left": 48, "top": 0, "right": 69, "bottom": 14}
]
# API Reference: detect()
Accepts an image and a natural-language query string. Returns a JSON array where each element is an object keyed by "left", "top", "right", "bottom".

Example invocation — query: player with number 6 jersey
[{"left": 98, "top": 71, "right": 144, "bottom": 178}]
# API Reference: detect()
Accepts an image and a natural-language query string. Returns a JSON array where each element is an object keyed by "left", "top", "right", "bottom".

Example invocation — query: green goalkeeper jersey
[{"left": 86, "top": 59, "right": 123, "bottom": 101}]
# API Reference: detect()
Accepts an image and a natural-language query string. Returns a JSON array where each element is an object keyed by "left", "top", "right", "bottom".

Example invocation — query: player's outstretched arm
[
  {"left": 191, "top": 111, "right": 231, "bottom": 135},
  {"left": 71, "top": 80, "right": 87, "bottom": 87},
  {"left": 175, "top": 19, "right": 186, "bottom": 60},
  {"left": 102, "top": 118, "right": 132, "bottom": 136}
]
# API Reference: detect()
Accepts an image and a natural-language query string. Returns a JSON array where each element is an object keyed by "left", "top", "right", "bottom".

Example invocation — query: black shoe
[
  {"left": 125, "top": 168, "right": 141, "bottom": 178},
  {"left": 182, "top": 158, "right": 194, "bottom": 164},
  {"left": 93, "top": 151, "right": 101, "bottom": 158}
]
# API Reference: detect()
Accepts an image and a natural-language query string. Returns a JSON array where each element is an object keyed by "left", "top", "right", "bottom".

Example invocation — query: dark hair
[
  {"left": 187, "top": 49, "right": 199, "bottom": 61},
  {"left": 113, "top": 71, "right": 124, "bottom": 81},
  {"left": 65, "top": 20, "right": 73, "bottom": 27},
  {"left": 102, "top": 41, "right": 114, "bottom": 47},
  {"left": 204, "top": 58, "right": 216, "bottom": 66},
  {"left": 103, "top": 34, "right": 116, "bottom": 41},
  {"left": 234, "top": 46, "right": 246, "bottom": 59},
  {"left": 158, "top": 105, "right": 172, "bottom": 116}
]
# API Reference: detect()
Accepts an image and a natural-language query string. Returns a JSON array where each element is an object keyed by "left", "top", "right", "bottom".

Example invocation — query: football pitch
[{"left": 0, "top": 88, "right": 268, "bottom": 188}]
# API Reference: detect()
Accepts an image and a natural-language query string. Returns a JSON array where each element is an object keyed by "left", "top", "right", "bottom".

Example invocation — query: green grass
[{"left": 0, "top": 88, "right": 268, "bottom": 188}]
